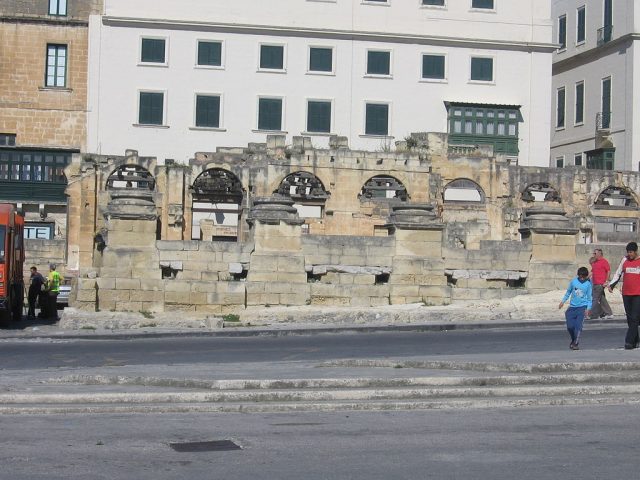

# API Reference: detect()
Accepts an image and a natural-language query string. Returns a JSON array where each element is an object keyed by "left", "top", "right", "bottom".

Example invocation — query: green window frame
[
  {"left": 447, "top": 104, "right": 521, "bottom": 155},
  {"left": 45, "top": 44, "right": 67, "bottom": 87},
  {"left": 258, "top": 98, "right": 283, "bottom": 131},
  {"left": 422, "top": 0, "right": 445, "bottom": 5},
  {"left": 577, "top": 6, "right": 586, "bottom": 43},
  {"left": 48, "top": 0, "right": 67, "bottom": 15},
  {"left": 307, "top": 101, "right": 331, "bottom": 133},
  {"left": 470, "top": 57, "right": 493, "bottom": 82},
  {"left": 197, "top": 41, "right": 222, "bottom": 67},
  {"left": 0, "top": 149, "right": 71, "bottom": 201},
  {"left": 575, "top": 82, "right": 584, "bottom": 124},
  {"left": 260, "top": 45, "right": 284, "bottom": 70},
  {"left": 365, "top": 103, "right": 389, "bottom": 136},
  {"left": 309, "top": 47, "right": 333, "bottom": 73},
  {"left": 141, "top": 38, "right": 166, "bottom": 63},
  {"left": 422, "top": 54, "right": 445, "bottom": 80},
  {"left": 366, "top": 51, "right": 391, "bottom": 76},
  {"left": 472, "top": 0, "right": 493, "bottom": 9},
  {"left": 195, "top": 95, "right": 221, "bottom": 128},
  {"left": 139, "top": 92, "right": 164, "bottom": 125}
]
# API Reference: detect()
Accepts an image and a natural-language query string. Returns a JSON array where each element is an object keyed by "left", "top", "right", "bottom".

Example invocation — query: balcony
[
  {"left": 597, "top": 25, "right": 613, "bottom": 46},
  {"left": 596, "top": 111, "right": 611, "bottom": 132}
]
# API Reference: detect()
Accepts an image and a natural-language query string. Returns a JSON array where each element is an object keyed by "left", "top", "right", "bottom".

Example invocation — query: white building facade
[
  {"left": 87, "top": 0, "right": 554, "bottom": 166},
  {"left": 551, "top": 0, "right": 640, "bottom": 171}
]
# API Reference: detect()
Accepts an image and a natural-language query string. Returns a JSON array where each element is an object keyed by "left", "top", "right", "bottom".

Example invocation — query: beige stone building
[
  {"left": 65, "top": 133, "right": 640, "bottom": 315},
  {"left": 0, "top": 0, "right": 102, "bottom": 273}
]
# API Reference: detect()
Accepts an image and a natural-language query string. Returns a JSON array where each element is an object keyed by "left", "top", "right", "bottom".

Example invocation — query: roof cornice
[
  {"left": 103, "top": 16, "right": 556, "bottom": 53},
  {"left": 553, "top": 33, "right": 640, "bottom": 74}
]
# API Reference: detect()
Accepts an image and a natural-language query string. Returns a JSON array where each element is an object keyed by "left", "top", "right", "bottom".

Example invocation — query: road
[{"left": 0, "top": 324, "right": 629, "bottom": 370}]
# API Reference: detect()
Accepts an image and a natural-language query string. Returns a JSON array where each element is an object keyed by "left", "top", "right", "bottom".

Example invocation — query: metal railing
[
  {"left": 596, "top": 111, "right": 611, "bottom": 131},
  {"left": 597, "top": 25, "right": 613, "bottom": 46}
]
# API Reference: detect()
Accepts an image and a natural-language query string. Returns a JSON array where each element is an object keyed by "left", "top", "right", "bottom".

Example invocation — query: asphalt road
[{"left": 0, "top": 324, "right": 628, "bottom": 370}]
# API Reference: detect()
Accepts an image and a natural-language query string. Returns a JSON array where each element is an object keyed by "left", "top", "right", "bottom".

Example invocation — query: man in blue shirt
[{"left": 559, "top": 266, "right": 592, "bottom": 350}]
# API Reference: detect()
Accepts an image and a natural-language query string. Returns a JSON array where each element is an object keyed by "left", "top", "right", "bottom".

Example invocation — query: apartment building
[
  {"left": 0, "top": 0, "right": 102, "bottom": 239},
  {"left": 551, "top": 0, "right": 639, "bottom": 171},
  {"left": 87, "top": 0, "right": 554, "bottom": 166}
]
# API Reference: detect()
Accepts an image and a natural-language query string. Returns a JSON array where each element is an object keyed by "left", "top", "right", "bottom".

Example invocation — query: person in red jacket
[{"left": 608, "top": 242, "right": 640, "bottom": 349}]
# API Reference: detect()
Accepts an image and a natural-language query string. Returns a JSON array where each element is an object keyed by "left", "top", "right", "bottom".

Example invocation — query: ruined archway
[
  {"left": 358, "top": 175, "right": 409, "bottom": 202},
  {"left": 190, "top": 168, "right": 244, "bottom": 241},
  {"left": 443, "top": 178, "right": 484, "bottom": 203},
  {"left": 106, "top": 164, "right": 155, "bottom": 191},
  {"left": 594, "top": 185, "right": 638, "bottom": 208},
  {"left": 521, "top": 182, "right": 561, "bottom": 203},
  {"left": 593, "top": 185, "right": 639, "bottom": 243},
  {"left": 274, "top": 171, "right": 330, "bottom": 220}
]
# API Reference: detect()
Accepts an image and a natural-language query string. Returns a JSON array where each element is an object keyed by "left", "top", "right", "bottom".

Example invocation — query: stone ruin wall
[{"left": 63, "top": 133, "right": 640, "bottom": 315}]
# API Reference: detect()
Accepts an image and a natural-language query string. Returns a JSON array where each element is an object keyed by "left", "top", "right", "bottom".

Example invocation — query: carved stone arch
[
  {"left": 521, "top": 182, "right": 561, "bottom": 203},
  {"left": 106, "top": 164, "right": 155, "bottom": 191},
  {"left": 443, "top": 178, "right": 485, "bottom": 203},
  {"left": 594, "top": 185, "right": 639, "bottom": 208},
  {"left": 190, "top": 168, "right": 245, "bottom": 241},
  {"left": 359, "top": 175, "right": 409, "bottom": 202},
  {"left": 274, "top": 171, "right": 330, "bottom": 201}
]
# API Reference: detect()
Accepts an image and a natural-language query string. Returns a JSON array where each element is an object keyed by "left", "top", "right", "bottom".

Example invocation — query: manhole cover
[{"left": 170, "top": 440, "right": 241, "bottom": 452}]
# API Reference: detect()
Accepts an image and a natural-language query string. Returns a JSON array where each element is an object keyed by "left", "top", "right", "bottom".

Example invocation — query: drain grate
[{"left": 170, "top": 440, "right": 242, "bottom": 453}]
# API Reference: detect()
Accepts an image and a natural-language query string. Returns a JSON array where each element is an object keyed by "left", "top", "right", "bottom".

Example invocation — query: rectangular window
[
  {"left": 366, "top": 51, "right": 391, "bottom": 75},
  {"left": 45, "top": 44, "right": 67, "bottom": 87},
  {"left": 470, "top": 57, "right": 493, "bottom": 82},
  {"left": 258, "top": 98, "right": 283, "bottom": 131},
  {"left": 558, "top": 15, "right": 567, "bottom": 49},
  {"left": 601, "top": 77, "right": 611, "bottom": 128},
  {"left": 575, "top": 81, "right": 584, "bottom": 124},
  {"left": 0, "top": 134, "right": 16, "bottom": 146},
  {"left": 556, "top": 157, "right": 565, "bottom": 168},
  {"left": 141, "top": 38, "right": 166, "bottom": 63},
  {"left": 577, "top": 6, "right": 586, "bottom": 43},
  {"left": 195, "top": 95, "right": 221, "bottom": 128},
  {"left": 260, "top": 45, "right": 284, "bottom": 70},
  {"left": 307, "top": 100, "right": 331, "bottom": 133},
  {"left": 48, "top": 0, "right": 67, "bottom": 15},
  {"left": 197, "top": 41, "right": 222, "bottom": 67},
  {"left": 365, "top": 103, "right": 389, "bottom": 136},
  {"left": 138, "top": 92, "right": 164, "bottom": 125},
  {"left": 472, "top": 0, "right": 493, "bottom": 9},
  {"left": 574, "top": 153, "right": 583, "bottom": 166},
  {"left": 556, "top": 87, "right": 566, "bottom": 128},
  {"left": 422, "top": 0, "right": 445, "bottom": 5},
  {"left": 309, "top": 47, "right": 333, "bottom": 73},
  {"left": 422, "top": 54, "right": 445, "bottom": 80}
]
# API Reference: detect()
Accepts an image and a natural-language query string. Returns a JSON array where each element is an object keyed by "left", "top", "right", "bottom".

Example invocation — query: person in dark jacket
[{"left": 27, "top": 266, "right": 45, "bottom": 318}]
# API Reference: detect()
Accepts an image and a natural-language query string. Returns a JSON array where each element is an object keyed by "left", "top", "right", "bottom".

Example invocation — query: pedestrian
[
  {"left": 558, "top": 266, "right": 592, "bottom": 350},
  {"left": 608, "top": 242, "right": 640, "bottom": 349},
  {"left": 589, "top": 248, "right": 613, "bottom": 319},
  {"left": 27, "top": 266, "right": 45, "bottom": 318},
  {"left": 46, "top": 264, "right": 63, "bottom": 321}
]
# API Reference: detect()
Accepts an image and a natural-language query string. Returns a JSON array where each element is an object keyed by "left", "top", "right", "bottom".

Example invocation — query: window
[
  {"left": 556, "top": 87, "right": 565, "bottom": 129},
  {"left": 306, "top": 100, "right": 332, "bottom": 133},
  {"left": 365, "top": 103, "right": 389, "bottom": 136},
  {"left": 366, "top": 50, "right": 391, "bottom": 76},
  {"left": 138, "top": 92, "right": 164, "bottom": 125},
  {"left": 574, "top": 153, "right": 583, "bottom": 166},
  {"left": 195, "top": 95, "right": 221, "bottom": 128},
  {"left": 472, "top": 0, "right": 493, "bottom": 9},
  {"left": 258, "top": 98, "right": 283, "bottom": 131},
  {"left": 558, "top": 15, "right": 567, "bottom": 49},
  {"left": 575, "top": 81, "right": 584, "bottom": 124},
  {"left": 260, "top": 45, "right": 285, "bottom": 70},
  {"left": 422, "top": 0, "right": 445, "bottom": 5},
  {"left": 0, "top": 134, "right": 16, "bottom": 147},
  {"left": 197, "top": 41, "right": 222, "bottom": 67},
  {"left": 309, "top": 47, "right": 333, "bottom": 73},
  {"left": 45, "top": 44, "right": 67, "bottom": 87},
  {"left": 577, "top": 6, "right": 586, "bottom": 43},
  {"left": 601, "top": 77, "right": 611, "bottom": 129},
  {"left": 556, "top": 156, "right": 565, "bottom": 168},
  {"left": 48, "top": 0, "right": 67, "bottom": 15},
  {"left": 141, "top": 38, "right": 166, "bottom": 63},
  {"left": 422, "top": 54, "right": 445, "bottom": 80},
  {"left": 470, "top": 57, "right": 493, "bottom": 82}
]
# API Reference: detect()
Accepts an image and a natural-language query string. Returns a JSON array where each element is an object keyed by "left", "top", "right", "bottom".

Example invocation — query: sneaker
[
  {"left": 570, "top": 343, "right": 580, "bottom": 350},
  {"left": 604, "top": 315, "right": 615, "bottom": 319},
  {"left": 624, "top": 344, "right": 636, "bottom": 350}
]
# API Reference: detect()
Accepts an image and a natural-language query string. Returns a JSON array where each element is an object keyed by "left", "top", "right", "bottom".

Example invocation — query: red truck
[{"left": 0, "top": 204, "right": 24, "bottom": 326}]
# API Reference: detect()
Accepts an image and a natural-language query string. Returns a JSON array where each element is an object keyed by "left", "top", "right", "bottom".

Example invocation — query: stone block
[
  {"left": 177, "top": 270, "right": 202, "bottom": 280},
  {"left": 137, "top": 290, "right": 165, "bottom": 302},
  {"left": 311, "top": 296, "right": 350, "bottom": 306},
  {"left": 277, "top": 272, "right": 307, "bottom": 283},
  {"left": 77, "top": 278, "right": 97, "bottom": 290},
  {"left": 246, "top": 283, "right": 265, "bottom": 294},
  {"left": 159, "top": 251, "right": 190, "bottom": 261},
  {"left": 196, "top": 304, "right": 223, "bottom": 314},
  {"left": 140, "top": 279, "right": 165, "bottom": 291},
  {"left": 353, "top": 275, "right": 376, "bottom": 285},
  {"left": 390, "top": 285, "right": 420, "bottom": 297},
  {"left": 249, "top": 256, "right": 279, "bottom": 272},
  {"left": 165, "top": 291, "right": 188, "bottom": 303},
  {"left": 164, "top": 281, "right": 192, "bottom": 292},
  {"left": 246, "top": 293, "right": 271, "bottom": 306},
  {"left": 76, "top": 289, "right": 97, "bottom": 302},
  {"left": 165, "top": 304, "right": 197, "bottom": 312},
  {"left": 190, "top": 292, "right": 208, "bottom": 305},
  {"left": 277, "top": 256, "right": 306, "bottom": 272},
  {"left": 96, "top": 277, "right": 117, "bottom": 290},
  {"left": 116, "top": 301, "right": 143, "bottom": 312},
  {"left": 201, "top": 272, "right": 221, "bottom": 281},
  {"left": 98, "top": 289, "right": 131, "bottom": 303},
  {"left": 207, "top": 292, "right": 246, "bottom": 305},
  {"left": 395, "top": 229, "right": 443, "bottom": 243},
  {"left": 247, "top": 272, "right": 280, "bottom": 282},
  {"left": 278, "top": 292, "right": 309, "bottom": 305},
  {"left": 451, "top": 288, "right": 482, "bottom": 300},
  {"left": 116, "top": 278, "right": 141, "bottom": 290}
]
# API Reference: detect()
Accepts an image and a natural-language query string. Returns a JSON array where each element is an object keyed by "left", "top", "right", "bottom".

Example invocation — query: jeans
[
  {"left": 565, "top": 306, "right": 586, "bottom": 345},
  {"left": 622, "top": 295, "right": 640, "bottom": 347}
]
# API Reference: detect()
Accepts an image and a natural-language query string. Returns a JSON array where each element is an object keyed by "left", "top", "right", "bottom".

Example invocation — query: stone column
[
  {"left": 519, "top": 207, "right": 579, "bottom": 293},
  {"left": 388, "top": 204, "right": 449, "bottom": 305},
  {"left": 245, "top": 196, "right": 309, "bottom": 306}
]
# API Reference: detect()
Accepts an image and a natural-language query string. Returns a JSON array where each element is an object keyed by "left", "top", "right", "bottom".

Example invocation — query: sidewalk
[{"left": 0, "top": 289, "right": 627, "bottom": 340}]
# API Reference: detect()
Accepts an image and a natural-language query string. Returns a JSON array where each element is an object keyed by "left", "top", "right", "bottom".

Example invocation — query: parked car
[{"left": 56, "top": 277, "right": 73, "bottom": 308}]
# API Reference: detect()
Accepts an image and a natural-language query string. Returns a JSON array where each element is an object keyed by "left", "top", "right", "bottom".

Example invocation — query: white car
[{"left": 56, "top": 278, "right": 73, "bottom": 308}]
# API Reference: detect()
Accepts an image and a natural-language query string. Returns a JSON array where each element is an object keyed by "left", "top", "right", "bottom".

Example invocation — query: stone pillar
[
  {"left": 246, "top": 196, "right": 309, "bottom": 306},
  {"left": 388, "top": 204, "right": 449, "bottom": 305},
  {"left": 95, "top": 190, "right": 162, "bottom": 312},
  {"left": 519, "top": 207, "right": 579, "bottom": 293}
]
